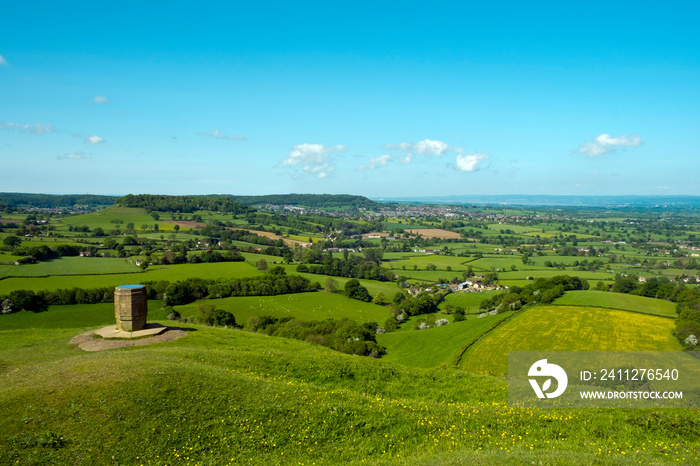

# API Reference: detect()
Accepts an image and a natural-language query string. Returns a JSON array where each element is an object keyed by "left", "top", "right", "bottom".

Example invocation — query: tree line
[
  {"left": 117, "top": 194, "right": 253, "bottom": 214},
  {"left": 0, "top": 268, "right": 318, "bottom": 314}
]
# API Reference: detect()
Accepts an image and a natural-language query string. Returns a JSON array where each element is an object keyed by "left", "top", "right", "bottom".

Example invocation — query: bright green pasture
[
  {"left": 377, "top": 311, "right": 514, "bottom": 368},
  {"left": 278, "top": 266, "right": 402, "bottom": 297},
  {"left": 440, "top": 291, "right": 500, "bottom": 313},
  {"left": 55, "top": 206, "right": 154, "bottom": 230},
  {"left": 553, "top": 290, "right": 677, "bottom": 317},
  {"left": 386, "top": 254, "right": 472, "bottom": 271},
  {"left": 1, "top": 308, "right": 698, "bottom": 464},
  {"left": 0, "top": 257, "right": 140, "bottom": 279},
  {"left": 496, "top": 268, "right": 614, "bottom": 281},
  {"left": 0, "top": 262, "right": 263, "bottom": 294},
  {"left": 467, "top": 256, "right": 525, "bottom": 272},
  {"left": 174, "top": 292, "right": 390, "bottom": 324},
  {"left": 461, "top": 305, "right": 681, "bottom": 375}
]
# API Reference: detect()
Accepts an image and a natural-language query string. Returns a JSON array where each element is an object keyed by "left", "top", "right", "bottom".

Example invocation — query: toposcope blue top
[{"left": 117, "top": 284, "right": 144, "bottom": 289}]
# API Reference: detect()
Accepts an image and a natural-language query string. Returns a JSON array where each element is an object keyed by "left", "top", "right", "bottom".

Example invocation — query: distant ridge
[
  {"left": 373, "top": 194, "right": 700, "bottom": 208},
  {"left": 0, "top": 192, "right": 117, "bottom": 209},
  {"left": 229, "top": 194, "right": 379, "bottom": 209}
]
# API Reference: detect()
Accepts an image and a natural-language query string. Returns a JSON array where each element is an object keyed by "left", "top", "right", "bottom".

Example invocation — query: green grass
[
  {"left": 461, "top": 305, "right": 682, "bottom": 376},
  {"left": 0, "top": 262, "right": 263, "bottom": 294},
  {"left": 1, "top": 310, "right": 698, "bottom": 465},
  {"left": 553, "top": 290, "right": 678, "bottom": 317},
  {"left": 55, "top": 206, "right": 155, "bottom": 230},
  {"left": 440, "top": 291, "right": 500, "bottom": 313},
  {"left": 377, "top": 312, "right": 514, "bottom": 368},
  {"left": 174, "top": 292, "right": 390, "bottom": 325},
  {"left": 0, "top": 257, "right": 140, "bottom": 278}
]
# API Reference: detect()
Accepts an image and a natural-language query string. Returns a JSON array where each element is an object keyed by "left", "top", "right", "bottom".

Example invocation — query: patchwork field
[
  {"left": 460, "top": 305, "right": 681, "bottom": 375},
  {"left": 377, "top": 311, "right": 514, "bottom": 368},
  {"left": 406, "top": 228, "right": 461, "bottom": 239}
]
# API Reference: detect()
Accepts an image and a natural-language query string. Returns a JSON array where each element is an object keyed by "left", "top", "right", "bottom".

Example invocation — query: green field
[
  {"left": 461, "top": 305, "right": 681, "bottom": 375},
  {"left": 0, "top": 257, "right": 140, "bottom": 278},
  {"left": 377, "top": 311, "right": 514, "bottom": 368},
  {"left": 0, "top": 262, "right": 264, "bottom": 294},
  {"left": 55, "top": 206, "right": 155, "bottom": 230},
  {"left": 553, "top": 290, "right": 678, "bottom": 317},
  {"left": 174, "top": 292, "right": 390, "bottom": 324},
  {"left": 440, "top": 290, "right": 499, "bottom": 313}
]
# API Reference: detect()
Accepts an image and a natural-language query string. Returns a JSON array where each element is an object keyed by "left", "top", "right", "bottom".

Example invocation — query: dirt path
[{"left": 69, "top": 327, "right": 188, "bottom": 351}]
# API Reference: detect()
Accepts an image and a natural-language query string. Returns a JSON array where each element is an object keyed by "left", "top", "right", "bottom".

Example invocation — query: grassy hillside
[
  {"left": 1, "top": 311, "right": 698, "bottom": 465},
  {"left": 553, "top": 290, "right": 678, "bottom": 317},
  {"left": 174, "top": 292, "right": 390, "bottom": 324},
  {"left": 460, "top": 305, "right": 682, "bottom": 376},
  {"left": 377, "top": 312, "right": 514, "bottom": 368}
]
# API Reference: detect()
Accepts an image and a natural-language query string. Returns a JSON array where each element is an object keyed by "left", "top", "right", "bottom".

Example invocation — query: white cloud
[
  {"left": 282, "top": 143, "right": 346, "bottom": 179},
  {"left": 400, "top": 153, "right": 412, "bottom": 164},
  {"left": 574, "top": 133, "right": 642, "bottom": 157},
  {"left": 0, "top": 55, "right": 7, "bottom": 66},
  {"left": 199, "top": 129, "right": 246, "bottom": 140},
  {"left": 455, "top": 153, "right": 489, "bottom": 172},
  {"left": 84, "top": 135, "right": 105, "bottom": 144},
  {"left": 1, "top": 122, "right": 54, "bottom": 134},
  {"left": 93, "top": 96, "right": 109, "bottom": 104},
  {"left": 414, "top": 139, "right": 450, "bottom": 156},
  {"left": 388, "top": 139, "right": 451, "bottom": 158},
  {"left": 357, "top": 154, "right": 392, "bottom": 171},
  {"left": 57, "top": 151, "right": 88, "bottom": 160}
]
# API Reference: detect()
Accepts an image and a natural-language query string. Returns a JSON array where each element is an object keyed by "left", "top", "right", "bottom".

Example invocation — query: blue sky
[{"left": 1, "top": 1, "right": 699, "bottom": 197}]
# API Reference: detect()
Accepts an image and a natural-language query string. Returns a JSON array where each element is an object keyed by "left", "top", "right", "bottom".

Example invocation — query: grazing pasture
[
  {"left": 377, "top": 311, "right": 514, "bottom": 368},
  {"left": 552, "top": 290, "right": 677, "bottom": 317},
  {"left": 0, "top": 257, "right": 140, "bottom": 278},
  {"left": 174, "top": 291, "right": 389, "bottom": 324},
  {"left": 0, "top": 262, "right": 263, "bottom": 294}
]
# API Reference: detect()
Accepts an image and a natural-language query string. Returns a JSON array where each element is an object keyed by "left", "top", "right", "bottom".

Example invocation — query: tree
[
  {"left": 345, "top": 279, "right": 372, "bottom": 302},
  {"left": 324, "top": 277, "right": 338, "bottom": 293},
  {"left": 212, "top": 309, "right": 236, "bottom": 327},
  {"left": 372, "top": 292, "right": 385, "bottom": 305},
  {"left": 3, "top": 235, "right": 21, "bottom": 248},
  {"left": 256, "top": 259, "right": 269, "bottom": 271},
  {"left": 173, "top": 224, "right": 180, "bottom": 232},
  {"left": 363, "top": 248, "right": 384, "bottom": 266}
]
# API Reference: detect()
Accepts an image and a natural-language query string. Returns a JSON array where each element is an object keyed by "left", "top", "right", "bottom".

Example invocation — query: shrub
[{"left": 212, "top": 309, "right": 236, "bottom": 327}]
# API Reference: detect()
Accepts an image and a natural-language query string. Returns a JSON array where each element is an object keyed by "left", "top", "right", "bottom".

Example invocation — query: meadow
[
  {"left": 1, "top": 313, "right": 698, "bottom": 465},
  {"left": 460, "top": 305, "right": 681, "bottom": 376},
  {"left": 553, "top": 290, "right": 678, "bottom": 318},
  {"left": 376, "top": 311, "right": 514, "bottom": 368},
  {"left": 174, "top": 292, "right": 390, "bottom": 324}
]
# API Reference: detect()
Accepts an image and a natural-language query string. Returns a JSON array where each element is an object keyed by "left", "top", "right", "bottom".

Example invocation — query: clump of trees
[
  {"left": 479, "top": 275, "right": 590, "bottom": 312},
  {"left": 248, "top": 315, "right": 386, "bottom": 357},
  {"left": 194, "top": 304, "right": 238, "bottom": 327},
  {"left": 296, "top": 249, "right": 395, "bottom": 282}
]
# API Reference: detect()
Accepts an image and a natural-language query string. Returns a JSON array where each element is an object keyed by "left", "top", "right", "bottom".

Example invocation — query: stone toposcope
[{"left": 114, "top": 284, "right": 148, "bottom": 331}]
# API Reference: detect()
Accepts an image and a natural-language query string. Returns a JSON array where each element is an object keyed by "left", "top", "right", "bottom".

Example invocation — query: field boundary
[
  {"left": 0, "top": 270, "right": 146, "bottom": 282},
  {"left": 452, "top": 310, "right": 524, "bottom": 367},
  {"left": 546, "top": 303, "right": 677, "bottom": 319}
]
